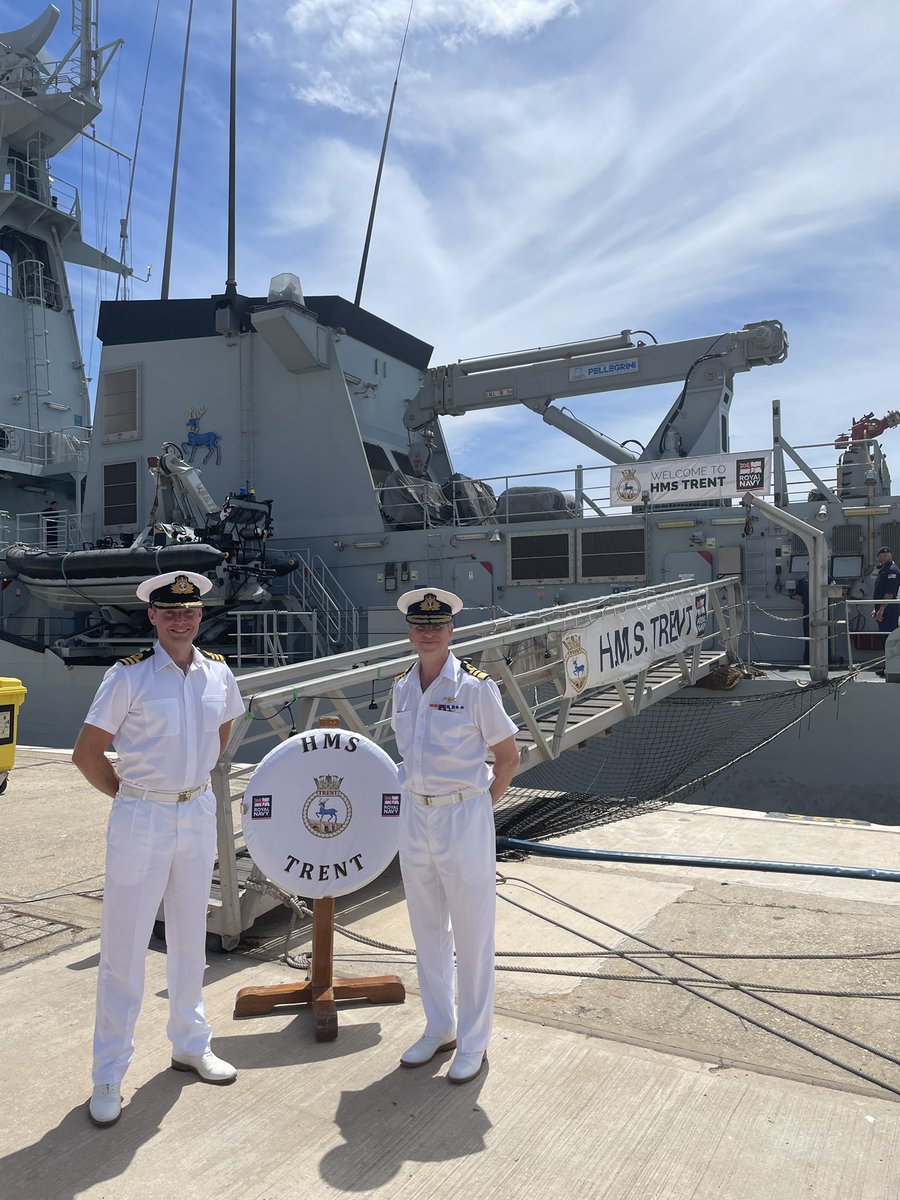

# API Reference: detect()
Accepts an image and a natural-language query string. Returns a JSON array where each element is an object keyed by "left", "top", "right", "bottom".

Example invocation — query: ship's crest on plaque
[{"left": 303, "top": 775, "right": 353, "bottom": 838}]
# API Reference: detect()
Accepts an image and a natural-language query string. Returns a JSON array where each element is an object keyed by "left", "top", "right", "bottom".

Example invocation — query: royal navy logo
[
  {"left": 563, "top": 633, "right": 590, "bottom": 693},
  {"left": 172, "top": 575, "right": 196, "bottom": 595},
  {"left": 614, "top": 467, "right": 641, "bottom": 504},
  {"left": 421, "top": 593, "right": 440, "bottom": 611},
  {"left": 694, "top": 594, "right": 708, "bottom": 638},
  {"left": 303, "top": 774, "right": 352, "bottom": 839}
]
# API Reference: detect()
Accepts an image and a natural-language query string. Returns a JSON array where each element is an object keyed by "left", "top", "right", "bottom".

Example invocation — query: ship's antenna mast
[
  {"left": 160, "top": 0, "right": 195, "bottom": 300},
  {"left": 78, "top": 0, "right": 96, "bottom": 93},
  {"left": 117, "top": 0, "right": 163, "bottom": 300},
  {"left": 354, "top": 0, "right": 415, "bottom": 308},
  {"left": 224, "top": 0, "right": 238, "bottom": 299}
]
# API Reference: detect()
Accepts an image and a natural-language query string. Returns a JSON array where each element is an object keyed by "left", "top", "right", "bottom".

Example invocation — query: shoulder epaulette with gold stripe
[
  {"left": 393, "top": 663, "right": 415, "bottom": 681},
  {"left": 201, "top": 650, "right": 226, "bottom": 662},
  {"left": 118, "top": 648, "right": 154, "bottom": 666},
  {"left": 461, "top": 658, "right": 491, "bottom": 681}
]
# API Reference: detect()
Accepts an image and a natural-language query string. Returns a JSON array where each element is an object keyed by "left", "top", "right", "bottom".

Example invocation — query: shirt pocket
[
  {"left": 201, "top": 688, "right": 228, "bottom": 732},
  {"left": 392, "top": 709, "right": 415, "bottom": 754},
  {"left": 141, "top": 698, "right": 181, "bottom": 738},
  {"left": 428, "top": 707, "right": 471, "bottom": 755}
]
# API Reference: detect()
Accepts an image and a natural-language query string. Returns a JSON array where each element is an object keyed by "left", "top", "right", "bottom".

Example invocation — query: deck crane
[{"left": 404, "top": 320, "right": 788, "bottom": 465}]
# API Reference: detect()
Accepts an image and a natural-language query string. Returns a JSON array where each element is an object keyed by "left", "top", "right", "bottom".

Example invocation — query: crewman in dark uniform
[
  {"left": 793, "top": 574, "right": 810, "bottom": 664},
  {"left": 872, "top": 546, "right": 900, "bottom": 674},
  {"left": 73, "top": 571, "right": 245, "bottom": 1127},
  {"left": 873, "top": 546, "right": 900, "bottom": 632}
]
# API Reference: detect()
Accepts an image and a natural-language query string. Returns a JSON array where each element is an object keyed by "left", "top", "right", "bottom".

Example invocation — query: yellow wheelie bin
[{"left": 0, "top": 677, "right": 27, "bottom": 795}]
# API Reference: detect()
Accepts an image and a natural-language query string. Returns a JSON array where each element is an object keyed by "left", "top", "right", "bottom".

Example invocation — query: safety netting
[{"left": 493, "top": 670, "right": 844, "bottom": 847}]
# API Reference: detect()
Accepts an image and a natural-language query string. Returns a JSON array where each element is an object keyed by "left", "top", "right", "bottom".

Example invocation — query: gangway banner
[
  {"left": 563, "top": 588, "right": 709, "bottom": 696},
  {"left": 608, "top": 450, "right": 771, "bottom": 506}
]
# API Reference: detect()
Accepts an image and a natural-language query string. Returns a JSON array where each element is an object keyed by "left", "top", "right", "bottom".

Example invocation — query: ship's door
[
  {"left": 663, "top": 550, "right": 713, "bottom": 583},
  {"left": 452, "top": 559, "right": 494, "bottom": 608}
]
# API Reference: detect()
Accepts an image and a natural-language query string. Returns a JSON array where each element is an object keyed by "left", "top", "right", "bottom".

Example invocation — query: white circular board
[{"left": 241, "top": 727, "right": 401, "bottom": 899}]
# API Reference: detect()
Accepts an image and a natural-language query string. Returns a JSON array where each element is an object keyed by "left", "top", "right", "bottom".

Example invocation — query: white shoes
[
  {"left": 171, "top": 1049, "right": 237, "bottom": 1084},
  {"left": 88, "top": 1083, "right": 122, "bottom": 1126},
  {"left": 400, "top": 1031, "right": 457, "bottom": 1067},
  {"left": 448, "top": 1050, "right": 487, "bottom": 1084}
]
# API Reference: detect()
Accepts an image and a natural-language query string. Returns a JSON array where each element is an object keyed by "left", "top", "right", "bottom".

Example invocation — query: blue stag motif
[
  {"left": 316, "top": 799, "right": 339, "bottom": 824},
  {"left": 181, "top": 405, "right": 221, "bottom": 465}
]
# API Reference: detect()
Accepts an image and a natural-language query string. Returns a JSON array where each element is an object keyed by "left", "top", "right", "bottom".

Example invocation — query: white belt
[
  {"left": 408, "top": 787, "right": 483, "bottom": 807},
  {"left": 118, "top": 779, "right": 210, "bottom": 803}
]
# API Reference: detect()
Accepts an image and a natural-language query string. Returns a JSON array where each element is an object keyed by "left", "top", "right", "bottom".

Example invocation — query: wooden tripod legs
[{"left": 233, "top": 897, "right": 405, "bottom": 1041}]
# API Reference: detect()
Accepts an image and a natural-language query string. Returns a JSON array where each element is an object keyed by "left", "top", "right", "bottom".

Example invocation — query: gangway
[{"left": 207, "top": 576, "right": 743, "bottom": 948}]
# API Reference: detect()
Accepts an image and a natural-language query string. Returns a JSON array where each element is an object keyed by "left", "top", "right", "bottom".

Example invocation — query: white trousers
[
  {"left": 399, "top": 790, "right": 496, "bottom": 1055},
  {"left": 92, "top": 788, "right": 218, "bottom": 1085}
]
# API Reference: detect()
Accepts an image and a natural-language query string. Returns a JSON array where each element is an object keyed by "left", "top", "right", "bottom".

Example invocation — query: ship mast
[
  {"left": 0, "top": 5, "right": 126, "bottom": 472},
  {"left": 225, "top": 0, "right": 238, "bottom": 300},
  {"left": 354, "top": 0, "right": 415, "bottom": 308}
]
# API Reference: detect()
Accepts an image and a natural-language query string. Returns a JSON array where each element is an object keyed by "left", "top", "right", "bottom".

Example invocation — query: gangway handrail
[
  {"left": 234, "top": 575, "right": 716, "bottom": 695},
  {"left": 225, "top": 573, "right": 739, "bottom": 748}
]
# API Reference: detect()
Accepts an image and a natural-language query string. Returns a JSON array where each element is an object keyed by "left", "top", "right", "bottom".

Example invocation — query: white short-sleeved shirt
[
  {"left": 84, "top": 643, "right": 245, "bottom": 791},
  {"left": 391, "top": 652, "right": 518, "bottom": 796}
]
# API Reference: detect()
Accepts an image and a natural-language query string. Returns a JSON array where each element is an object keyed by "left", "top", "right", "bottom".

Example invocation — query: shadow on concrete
[
  {"left": 0, "top": 1071, "right": 180, "bottom": 1200},
  {"left": 319, "top": 1061, "right": 491, "bottom": 1191},
  {"left": 213, "top": 1011, "right": 385, "bottom": 1069}
]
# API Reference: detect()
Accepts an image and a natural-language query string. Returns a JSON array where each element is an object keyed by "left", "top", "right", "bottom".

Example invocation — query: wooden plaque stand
[
  {"left": 234, "top": 896, "right": 405, "bottom": 1040},
  {"left": 234, "top": 716, "right": 404, "bottom": 1041}
]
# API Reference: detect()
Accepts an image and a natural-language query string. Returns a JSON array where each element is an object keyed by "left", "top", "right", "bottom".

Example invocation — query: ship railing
[
  {"left": 778, "top": 436, "right": 895, "bottom": 505},
  {"left": 0, "top": 60, "right": 81, "bottom": 98},
  {"left": 379, "top": 462, "right": 761, "bottom": 526},
  {"left": 232, "top": 609, "right": 320, "bottom": 669},
  {"left": 285, "top": 548, "right": 360, "bottom": 654},
  {"left": 380, "top": 438, "right": 880, "bottom": 527},
  {"left": 840, "top": 597, "right": 900, "bottom": 669},
  {"left": 0, "top": 161, "right": 79, "bottom": 221},
  {"left": 7, "top": 508, "right": 94, "bottom": 552},
  {"left": 0, "top": 423, "right": 91, "bottom": 468}
]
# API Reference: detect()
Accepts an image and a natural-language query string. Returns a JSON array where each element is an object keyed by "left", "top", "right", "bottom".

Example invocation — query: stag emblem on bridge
[
  {"left": 563, "top": 633, "right": 590, "bottom": 694},
  {"left": 181, "top": 406, "right": 222, "bottom": 465}
]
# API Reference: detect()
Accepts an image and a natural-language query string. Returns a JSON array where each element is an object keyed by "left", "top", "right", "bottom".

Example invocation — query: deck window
[
  {"left": 103, "top": 460, "right": 138, "bottom": 529},
  {"left": 100, "top": 366, "right": 141, "bottom": 443}
]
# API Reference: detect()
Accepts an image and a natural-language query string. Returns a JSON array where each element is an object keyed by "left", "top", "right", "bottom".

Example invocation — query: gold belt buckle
[{"left": 177, "top": 789, "right": 192, "bottom": 802}]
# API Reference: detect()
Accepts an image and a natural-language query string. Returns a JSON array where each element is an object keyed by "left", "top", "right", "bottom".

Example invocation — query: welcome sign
[
  {"left": 563, "top": 589, "right": 709, "bottom": 697},
  {"left": 608, "top": 450, "right": 771, "bottom": 507}
]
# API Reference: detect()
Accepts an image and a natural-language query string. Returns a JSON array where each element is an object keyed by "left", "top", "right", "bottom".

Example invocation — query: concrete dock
[{"left": 1, "top": 747, "right": 898, "bottom": 1199}]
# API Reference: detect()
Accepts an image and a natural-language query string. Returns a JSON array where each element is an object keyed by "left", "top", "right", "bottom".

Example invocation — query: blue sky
[{"left": 6, "top": 0, "right": 899, "bottom": 487}]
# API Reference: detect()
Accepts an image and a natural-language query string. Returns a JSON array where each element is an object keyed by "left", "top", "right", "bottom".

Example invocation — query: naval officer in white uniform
[
  {"left": 391, "top": 587, "right": 519, "bottom": 1084},
  {"left": 73, "top": 571, "right": 245, "bottom": 1126}
]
